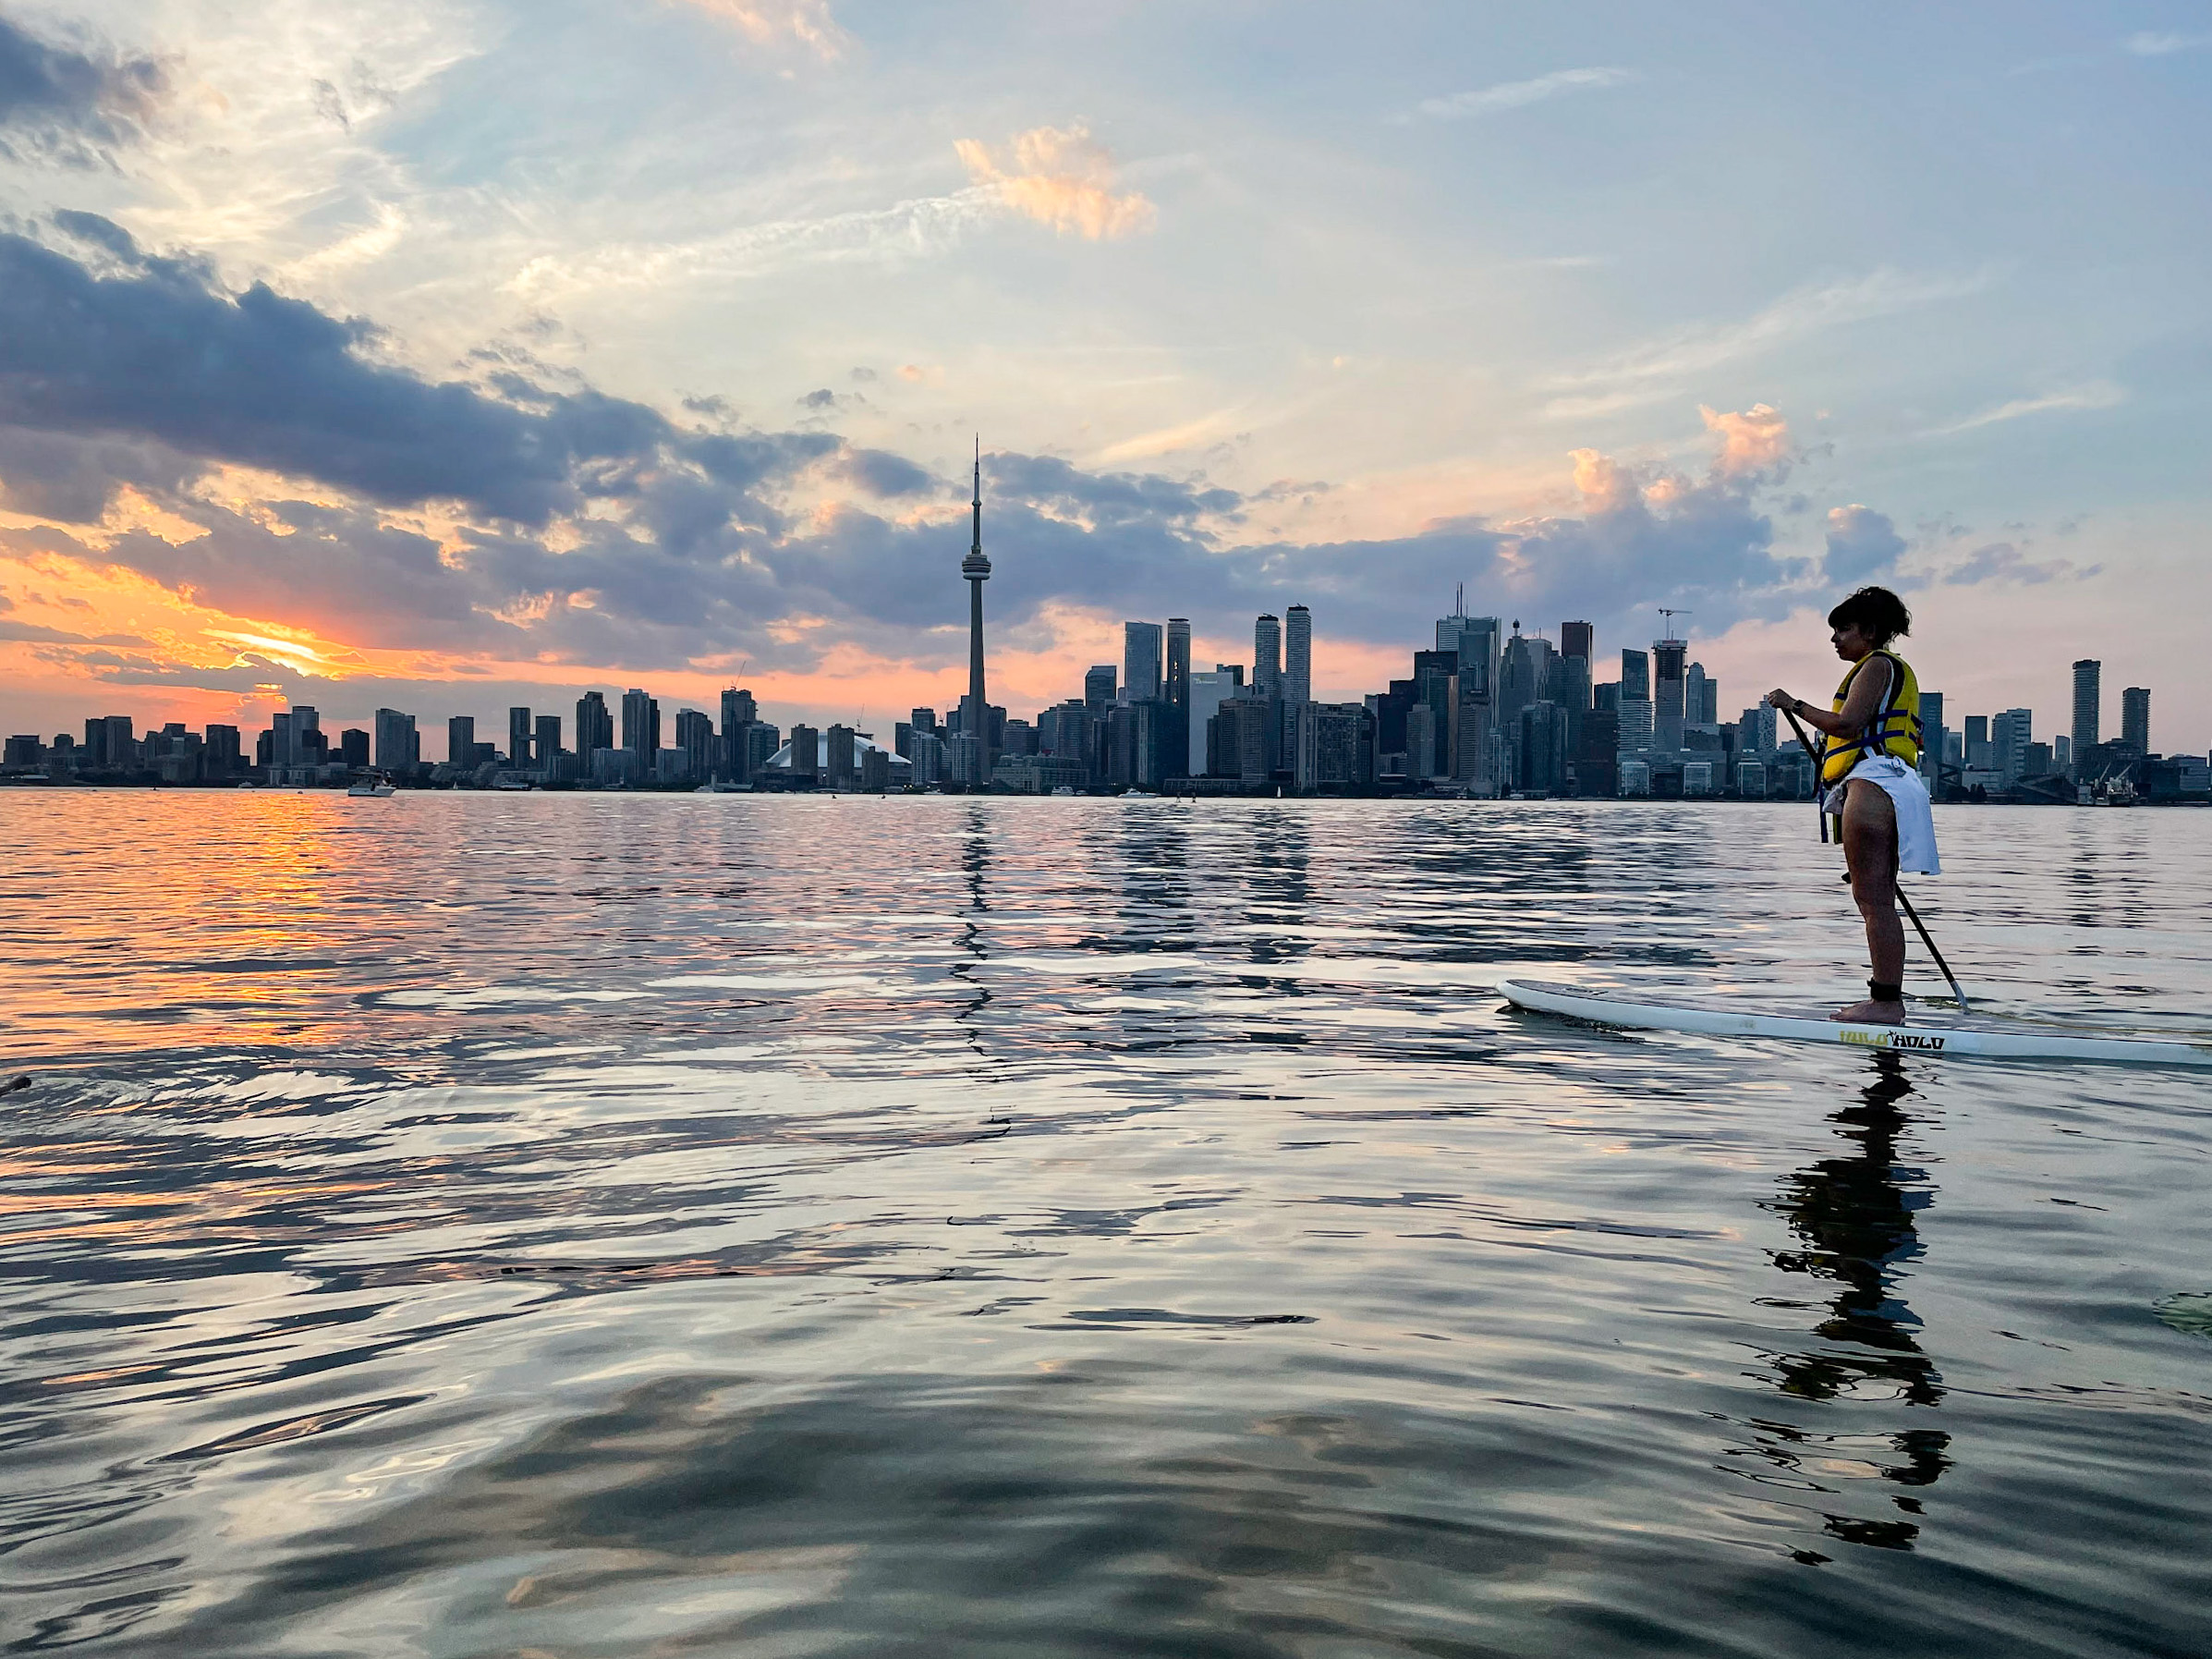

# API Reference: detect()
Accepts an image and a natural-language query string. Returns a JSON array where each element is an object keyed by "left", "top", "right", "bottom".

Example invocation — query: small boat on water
[{"left": 346, "top": 780, "right": 396, "bottom": 798}]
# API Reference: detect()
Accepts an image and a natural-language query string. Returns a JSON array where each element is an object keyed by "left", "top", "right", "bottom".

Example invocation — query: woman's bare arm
[{"left": 1766, "top": 656, "right": 1891, "bottom": 738}]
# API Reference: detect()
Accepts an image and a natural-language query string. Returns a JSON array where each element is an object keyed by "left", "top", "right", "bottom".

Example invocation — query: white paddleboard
[{"left": 1497, "top": 978, "right": 2212, "bottom": 1069}]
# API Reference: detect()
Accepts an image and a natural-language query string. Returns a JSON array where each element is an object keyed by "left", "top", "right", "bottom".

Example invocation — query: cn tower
[{"left": 960, "top": 437, "right": 991, "bottom": 781}]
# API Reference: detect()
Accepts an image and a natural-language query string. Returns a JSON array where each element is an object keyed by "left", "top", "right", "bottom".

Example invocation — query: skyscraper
[
  {"left": 1254, "top": 614, "right": 1282, "bottom": 701},
  {"left": 508, "top": 707, "right": 533, "bottom": 766},
  {"left": 959, "top": 438, "right": 992, "bottom": 785},
  {"left": 675, "top": 709, "right": 715, "bottom": 783},
  {"left": 1085, "top": 665, "right": 1117, "bottom": 708},
  {"left": 1652, "top": 634, "right": 1687, "bottom": 748},
  {"left": 1437, "top": 613, "right": 1501, "bottom": 698},
  {"left": 1284, "top": 604, "right": 1312, "bottom": 705},
  {"left": 1123, "top": 621, "right": 1163, "bottom": 702},
  {"left": 621, "top": 689, "right": 660, "bottom": 757},
  {"left": 2072, "top": 659, "right": 2100, "bottom": 757},
  {"left": 1164, "top": 617, "right": 1192, "bottom": 777},
  {"left": 1917, "top": 691, "right": 1943, "bottom": 782},
  {"left": 1560, "top": 620, "right": 1594, "bottom": 666},
  {"left": 447, "top": 714, "right": 475, "bottom": 768},
  {"left": 1621, "top": 649, "right": 1650, "bottom": 702},
  {"left": 1185, "top": 668, "right": 1242, "bottom": 776},
  {"left": 371, "top": 708, "right": 416, "bottom": 771},
  {"left": 2121, "top": 687, "right": 2150, "bottom": 752},
  {"left": 1992, "top": 708, "right": 2033, "bottom": 783},
  {"left": 576, "top": 692, "right": 613, "bottom": 760},
  {"left": 535, "top": 714, "right": 561, "bottom": 774}
]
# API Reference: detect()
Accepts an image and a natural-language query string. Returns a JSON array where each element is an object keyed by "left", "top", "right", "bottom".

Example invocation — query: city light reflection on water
[{"left": 1, "top": 792, "right": 2207, "bottom": 1656}]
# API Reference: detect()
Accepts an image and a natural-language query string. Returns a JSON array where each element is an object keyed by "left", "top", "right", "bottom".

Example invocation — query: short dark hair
[{"left": 1828, "top": 585, "right": 1911, "bottom": 648}]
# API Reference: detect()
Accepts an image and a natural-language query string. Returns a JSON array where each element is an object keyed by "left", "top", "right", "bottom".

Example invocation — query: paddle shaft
[{"left": 1778, "top": 702, "right": 1970, "bottom": 1014}]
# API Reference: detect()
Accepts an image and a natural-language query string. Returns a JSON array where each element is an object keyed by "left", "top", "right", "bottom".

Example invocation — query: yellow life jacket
[{"left": 1819, "top": 649, "right": 1920, "bottom": 787}]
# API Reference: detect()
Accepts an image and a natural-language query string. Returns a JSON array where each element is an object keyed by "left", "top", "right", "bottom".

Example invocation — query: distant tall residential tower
[
  {"left": 959, "top": 438, "right": 992, "bottom": 784},
  {"left": 1284, "top": 605, "right": 1312, "bottom": 705},
  {"left": 1254, "top": 614, "right": 1282, "bottom": 701},
  {"left": 2072, "top": 659, "right": 2101, "bottom": 757},
  {"left": 1124, "top": 621, "right": 1163, "bottom": 702},
  {"left": 2121, "top": 687, "right": 2150, "bottom": 753}
]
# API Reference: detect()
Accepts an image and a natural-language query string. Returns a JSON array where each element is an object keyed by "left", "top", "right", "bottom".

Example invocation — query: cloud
[
  {"left": 1937, "top": 542, "right": 2097, "bottom": 586},
  {"left": 954, "top": 124, "right": 1156, "bottom": 240},
  {"left": 1926, "top": 382, "right": 2125, "bottom": 435},
  {"left": 1823, "top": 505, "right": 1906, "bottom": 584},
  {"left": 675, "top": 0, "right": 849, "bottom": 57},
  {"left": 0, "top": 223, "right": 1844, "bottom": 701},
  {"left": 2122, "top": 30, "right": 2212, "bottom": 56},
  {"left": 836, "top": 448, "right": 937, "bottom": 498},
  {"left": 0, "top": 219, "right": 701, "bottom": 524},
  {"left": 1544, "top": 268, "right": 1988, "bottom": 419},
  {"left": 0, "top": 11, "right": 168, "bottom": 163},
  {"left": 1701, "top": 403, "right": 1793, "bottom": 481},
  {"left": 1400, "top": 67, "right": 1639, "bottom": 124}
]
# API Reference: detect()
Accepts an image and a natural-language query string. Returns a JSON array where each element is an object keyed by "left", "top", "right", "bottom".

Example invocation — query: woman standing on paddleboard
[{"left": 1766, "top": 586, "right": 1938, "bottom": 1026}]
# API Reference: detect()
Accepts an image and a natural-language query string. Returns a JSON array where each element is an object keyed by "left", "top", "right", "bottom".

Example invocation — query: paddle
[{"left": 1776, "top": 702, "right": 1972, "bottom": 1015}]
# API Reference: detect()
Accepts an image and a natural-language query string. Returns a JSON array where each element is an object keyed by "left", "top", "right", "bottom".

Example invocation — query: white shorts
[{"left": 1825, "top": 755, "right": 1940, "bottom": 874}]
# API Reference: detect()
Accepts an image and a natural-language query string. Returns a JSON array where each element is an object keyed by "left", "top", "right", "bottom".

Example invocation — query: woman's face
[{"left": 1830, "top": 622, "right": 1875, "bottom": 661}]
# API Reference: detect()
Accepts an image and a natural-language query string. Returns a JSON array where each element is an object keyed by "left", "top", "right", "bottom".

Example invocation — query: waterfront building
[
  {"left": 1406, "top": 702, "right": 1439, "bottom": 781},
  {"left": 1738, "top": 704, "right": 1778, "bottom": 757},
  {"left": 1294, "top": 701, "right": 1376, "bottom": 788},
  {"left": 338, "top": 729, "right": 370, "bottom": 770},
  {"left": 909, "top": 729, "right": 943, "bottom": 787},
  {"left": 1164, "top": 618, "right": 1192, "bottom": 775},
  {"left": 621, "top": 689, "right": 660, "bottom": 760},
  {"left": 576, "top": 692, "right": 613, "bottom": 760},
  {"left": 739, "top": 723, "right": 780, "bottom": 784},
  {"left": 2072, "top": 659, "right": 2101, "bottom": 757},
  {"left": 1285, "top": 605, "right": 1312, "bottom": 706},
  {"left": 590, "top": 746, "right": 640, "bottom": 786},
  {"left": 1175, "top": 669, "right": 1236, "bottom": 780},
  {"left": 2055, "top": 734, "right": 2072, "bottom": 773},
  {"left": 1963, "top": 714, "right": 1990, "bottom": 772},
  {"left": 1574, "top": 708, "right": 1620, "bottom": 798},
  {"left": 1992, "top": 709, "right": 2033, "bottom": 784},
  {"left": 1617, "top": 698, "right": 1655, "bottom": 752},
  {"left": 1209, "top": 696, "right": 1275, "bottom": 783},
  {"left": 205, "top": 726, "right": 241, "bottom": 777},
  {"left": 1618, "top": 759, "right": 1651, "bottom": 797},
  {"left": 1253, "top": 614, "right": 1282, "bottom": 701},
  {"left": 2121, "top": 687, "right": 2150, "bottom": 753},
  {"left": 367, "top": 709, "right": 415, "bottom": 772},
  {"left": 1124, "top": 622, "right": 1163, "bottom": 702},
  {"left": 508, "top": 707, "right": 533, "bottom": 767},
  {"left": 1682, "top": 761, "right": 1714, "bottom": 798},
  {"left": 447, "top": 715, "right": 475, "bottom": 768},
  {"left": 1918, "top": 691, "right": 1944, "bottom": 783},
  {"left": 1518, "top": 701, "right": 1568, "bottom": 794},
  {"left": 676, "top": 709, "right": 716, "bottom": 784},
  {"left": 1735, "top": 758, "right": 1768, "bottom": 799},
  {"left": 1653, "top": 634, "right": 1687, "bottom": 750},
  {"left": 535, "top": 715, "right": 562, "bottom": 775},
  {"left": 786, "top": 724, "right": 820, "bottom": 779},
  {"left": 825, "top": 723, "right": 857, "bottom": 788},
  {"left": 1621, "top": 648, "right": 1650, "bottom": 702}
]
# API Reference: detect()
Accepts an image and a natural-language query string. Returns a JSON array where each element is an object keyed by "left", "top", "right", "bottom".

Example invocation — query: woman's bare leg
[{"left": 1832, "top": 778, "right": 1905, "bottom": 1023}]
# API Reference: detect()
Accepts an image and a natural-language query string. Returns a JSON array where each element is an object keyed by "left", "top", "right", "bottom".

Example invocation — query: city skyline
[{"left": 0, "top": 5, "right": 2206, "bottom": 746}]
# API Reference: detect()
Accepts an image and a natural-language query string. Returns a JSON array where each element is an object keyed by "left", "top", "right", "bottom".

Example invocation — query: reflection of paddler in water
[
  {"left": 1766, "top": 585, "right": 1939, "bottom": 1024},
  {"left": 1761, "top": 1055, "right": 1951, "bottom": 1544}
]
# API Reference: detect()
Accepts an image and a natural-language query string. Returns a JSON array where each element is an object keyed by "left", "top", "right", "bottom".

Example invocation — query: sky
[{"left": 1, "top": 0, "right": 2206, "bottom": 759}]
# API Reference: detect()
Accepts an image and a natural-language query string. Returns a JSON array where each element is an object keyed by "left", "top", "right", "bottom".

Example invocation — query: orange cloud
[
  {"left": 1699, "top": 402, "right": 1793, "bottom": 479},
  {"left": 954, "top": 124, "right": 1156, "bottom": 240},
  {"left": 675, "top": 0, "right": 848, "bottom": 57}
]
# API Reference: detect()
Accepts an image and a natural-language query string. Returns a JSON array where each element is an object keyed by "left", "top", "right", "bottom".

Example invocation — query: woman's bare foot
[{"left": 1832, "top": 998, "right": 1906, "bottom": 1025}]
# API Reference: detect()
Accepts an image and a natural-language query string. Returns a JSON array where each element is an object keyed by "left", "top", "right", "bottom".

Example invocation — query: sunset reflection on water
[{"left": 1, "top": 790, "right": 2208, "bottom": 1656}]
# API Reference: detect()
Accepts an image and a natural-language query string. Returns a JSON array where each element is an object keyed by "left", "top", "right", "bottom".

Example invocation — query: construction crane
[{"left": 1657, "top": 607, "right": 1692, "bottom": 641}]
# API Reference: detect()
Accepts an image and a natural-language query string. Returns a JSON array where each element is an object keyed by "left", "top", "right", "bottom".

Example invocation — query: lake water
[{"left": 2, "top": 792, "right": 2207, "bottom": 1657}]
